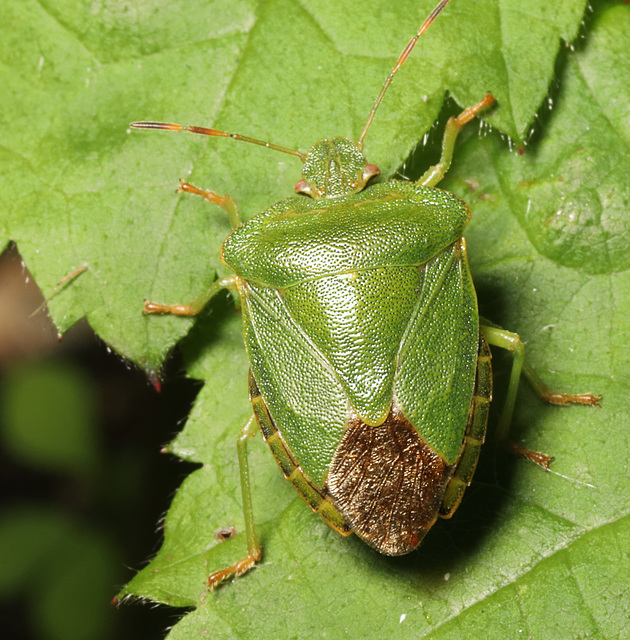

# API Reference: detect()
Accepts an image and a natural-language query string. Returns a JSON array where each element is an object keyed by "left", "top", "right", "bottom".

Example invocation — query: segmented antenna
[
  {"left": 357, "top": 0, "right": 451, "bottom": 150},
  {"left": 131, "top": 0, "right": 452, "bottom": 159},
  {"left": 129, "top": 121, "right": 306, "bottom": 161}
]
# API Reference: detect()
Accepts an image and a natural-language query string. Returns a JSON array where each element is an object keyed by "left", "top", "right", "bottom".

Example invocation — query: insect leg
[
  {"left": 178, "top": 180, "right": 241, "bottom": 229},
  {"left": 143, "top": 275, "right": 237, "bottom": 316},
  {"left": 521, "top": 361, "right": 601, "bottom": 408},
  {"left": 417, "top": 93, "right": 495, "bottom": 188},
  {"left": 480, "top": 323, "right": 600, "bottom": 468},
  {"left": 207, "top": 414, "right": 262, "bottom": 590}
]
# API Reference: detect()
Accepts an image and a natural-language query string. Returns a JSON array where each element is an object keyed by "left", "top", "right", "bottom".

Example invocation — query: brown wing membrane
[{"left": 325, "top": 409, "right": 453, "bottom": 555}]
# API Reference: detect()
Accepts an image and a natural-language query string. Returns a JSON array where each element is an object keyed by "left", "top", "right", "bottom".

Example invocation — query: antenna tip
[{"left": 129, "top": 121, "right": 184, "bottom": 131}]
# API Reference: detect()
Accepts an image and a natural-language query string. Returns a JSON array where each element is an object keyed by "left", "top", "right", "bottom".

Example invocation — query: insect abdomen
[{"left": 439, "top": 334, "right": 492, "bottom": 518}]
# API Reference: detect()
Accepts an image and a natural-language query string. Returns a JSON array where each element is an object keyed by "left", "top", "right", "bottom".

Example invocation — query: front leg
[
  {"left": 178, "top": 180, "right": 241, "bottom": 230},
  {"left": 418, "top": 93, "right": 495, "bottom": 188}
]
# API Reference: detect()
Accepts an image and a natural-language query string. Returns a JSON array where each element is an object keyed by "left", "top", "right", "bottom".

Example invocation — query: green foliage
[
  {"left": 1, "top": 361, "right": 97, "bottom": 475},
  {"left": 2, "top": 0, "right": 629, "bottom": 638},
  {"left": 0, "top": 360, "right": 118, "bottom": 640},
  {"left": 0, "top": 506, "right": 119, "bottom": 640}
]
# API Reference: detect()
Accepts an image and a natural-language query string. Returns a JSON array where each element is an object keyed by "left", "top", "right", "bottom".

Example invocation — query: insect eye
[
  {"left": 362, "top": 164, "right": 380, "bottom": 184},
  {"left": 294, "top": 179, "right": 319, "bottom": 198}
]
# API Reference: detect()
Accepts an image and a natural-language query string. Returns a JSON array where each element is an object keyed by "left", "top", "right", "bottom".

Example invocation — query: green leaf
[
  {"left": 2, "top": 0, "right": 587, "bottom": 369},
  {"left": 4, "top": 0, "right": 629, "bottom": 638}
]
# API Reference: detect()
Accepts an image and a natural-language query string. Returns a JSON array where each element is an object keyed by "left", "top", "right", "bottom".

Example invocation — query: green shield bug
[{"left": 131, "top": 0, "right": 600, "bottom": 589}]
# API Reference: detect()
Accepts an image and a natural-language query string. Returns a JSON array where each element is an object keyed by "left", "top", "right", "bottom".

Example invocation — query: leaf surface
[{"left": 3, "top": 0, "right": 628, "bottom": 638}]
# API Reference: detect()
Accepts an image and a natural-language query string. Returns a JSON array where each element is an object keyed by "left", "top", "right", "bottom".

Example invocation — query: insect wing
[
  {"left": 395, "top": 238, "right": 479, "bottom": 464},
  {"left": 238, "top": 280, "right": 349, "bottom": 486}
]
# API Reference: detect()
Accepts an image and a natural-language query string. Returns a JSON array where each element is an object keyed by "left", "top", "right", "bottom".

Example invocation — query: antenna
[
  {"left": 129, "top": 121, "right": 306, "bottom": 161},
  {"left": 357, "top": 0, "right": 451, "bottom": 150}
]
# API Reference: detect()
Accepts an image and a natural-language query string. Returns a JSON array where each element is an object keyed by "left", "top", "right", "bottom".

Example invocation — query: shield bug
[{"left": 131, "top": 0, "right": 600, "bottom": 589}]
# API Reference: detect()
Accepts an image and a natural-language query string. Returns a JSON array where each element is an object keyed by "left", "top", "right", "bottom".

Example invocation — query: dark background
[{"left": 0, "top": 245, "right": 198, "bottom": 640}]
